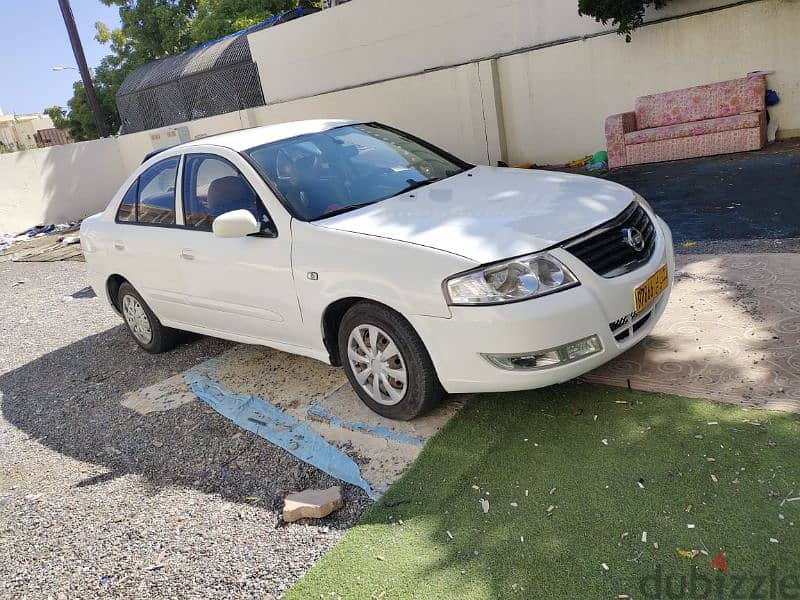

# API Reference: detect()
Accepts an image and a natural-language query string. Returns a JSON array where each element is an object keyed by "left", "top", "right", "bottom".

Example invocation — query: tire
[
  {"left": 338, "top": 301, "right": 443, "bottom": 420},
  {"left": 117, "top": 282, "right": 179, "bottom": 353}
]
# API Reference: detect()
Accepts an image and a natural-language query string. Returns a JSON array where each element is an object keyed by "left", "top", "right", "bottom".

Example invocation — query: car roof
[{"left": 178, "top": 119, "right": 362, "bottom": 152}]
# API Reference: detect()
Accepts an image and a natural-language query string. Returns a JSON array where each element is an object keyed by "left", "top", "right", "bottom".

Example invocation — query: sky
[{"left": 0, "top": 0, "right": 122, "bottom": 115}]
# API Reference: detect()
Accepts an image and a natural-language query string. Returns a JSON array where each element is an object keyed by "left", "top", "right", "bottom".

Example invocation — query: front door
[{"left": 172, "top": 151, "right": 305, "bottom": 349}]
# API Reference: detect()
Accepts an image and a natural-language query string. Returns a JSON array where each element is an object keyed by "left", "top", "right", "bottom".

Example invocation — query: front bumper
[{"left": 410, "top": 216, "right": 675, "bottom": 394}]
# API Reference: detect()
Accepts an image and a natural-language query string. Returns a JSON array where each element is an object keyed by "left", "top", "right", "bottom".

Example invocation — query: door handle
[
  {"left": 180, "top": 248, "right": 195, "bottom": 261},
  {"left": 113, "top": 240, "right": 125, "bottom": 251}
]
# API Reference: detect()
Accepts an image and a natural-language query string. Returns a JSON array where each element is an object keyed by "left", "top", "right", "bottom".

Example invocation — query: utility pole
[{"left": 57, "top": 0, "right": 108, "bottom": 137}]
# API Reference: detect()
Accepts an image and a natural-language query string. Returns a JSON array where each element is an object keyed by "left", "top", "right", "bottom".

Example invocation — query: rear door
[
  {"left": 111, "top": 156, "right": 188, "bottom": 323},
  {"left": 169, "top": 148, "right": 305, "bottom": 348}
]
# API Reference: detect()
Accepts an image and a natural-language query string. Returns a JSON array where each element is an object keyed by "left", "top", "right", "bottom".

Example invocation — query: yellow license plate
[{"left": 634, "top": 264, "right": 669, "bottom": 313}]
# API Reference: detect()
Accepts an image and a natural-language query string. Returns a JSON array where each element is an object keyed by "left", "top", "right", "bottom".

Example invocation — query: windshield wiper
[
  {"left": 313, "top": 202, "right": 376, "bottom": 221},
  {"left": 396, "top": 177, "right": 443, "bottom": 194}
]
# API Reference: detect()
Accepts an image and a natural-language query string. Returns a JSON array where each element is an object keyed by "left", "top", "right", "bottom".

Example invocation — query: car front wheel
[{"left": 338, "top": 302, "right": 443, "bottom": 420}]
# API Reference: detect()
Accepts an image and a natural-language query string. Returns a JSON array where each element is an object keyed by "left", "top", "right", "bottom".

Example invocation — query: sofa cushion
[
  {"left": 634, "top": 75, "right": 766, "bottom": 130},
  {"left": 624, "top": 112, "right": 762, "bottom": 146}
]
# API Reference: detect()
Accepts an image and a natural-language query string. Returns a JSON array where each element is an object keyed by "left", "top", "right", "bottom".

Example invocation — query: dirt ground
[{"left": 0, "top": 261, "right": 371, "bottom": 599}]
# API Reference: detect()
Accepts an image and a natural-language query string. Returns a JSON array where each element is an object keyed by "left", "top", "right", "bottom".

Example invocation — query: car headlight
[{"left": 444, "top": 252, "right": 579, "bottom": 305}]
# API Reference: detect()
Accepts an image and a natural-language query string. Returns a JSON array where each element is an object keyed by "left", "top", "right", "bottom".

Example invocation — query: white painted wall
[
  {"left": 248, "top": 0, "right": 732, "bottom": 103},
  {"left": 247, "top": 62, "right": 496, "bottom": 165},
  {"left": 497, "top": 0, "right": 800, "bottom": 164},
  {"left": 0, "top": 138, "right": 125, "bottom": 233}
]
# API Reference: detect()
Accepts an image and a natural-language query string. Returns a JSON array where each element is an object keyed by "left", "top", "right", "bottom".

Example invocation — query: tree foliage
[
  {"left": 44, "top": 106, "right": 70, "bottom": 130},
  {"left": 57, "top": 0, "right": 318, "bottom": 140},
  {"left": 578, "top": 0, "right": 673, "bottom": 41}
]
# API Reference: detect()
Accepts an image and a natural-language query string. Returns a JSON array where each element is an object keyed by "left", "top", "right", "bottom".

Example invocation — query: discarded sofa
[{"left": 605, "top": 74, "right": 767, "bottom": 169}]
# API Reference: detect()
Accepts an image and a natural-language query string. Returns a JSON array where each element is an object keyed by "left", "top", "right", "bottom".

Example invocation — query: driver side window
[{"left": 182, "top": 154, "right": 270, "bottom": 232}]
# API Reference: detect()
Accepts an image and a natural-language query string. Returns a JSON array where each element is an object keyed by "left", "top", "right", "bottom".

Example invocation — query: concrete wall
[
  {"left": 0, "top": 138, "right": 125, "bottom": 233},
  {"left": 248, "top": 62, "right": 500, "bottom": 165},
  {"left": 248, "top": 0, "right": 732, "bottom": 103},
  {"left": 497, "top": 0, "right": 800, "bottom": 164}
]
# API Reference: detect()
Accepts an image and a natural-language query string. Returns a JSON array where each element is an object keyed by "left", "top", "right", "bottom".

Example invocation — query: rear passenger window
[
  {"left": 116, "top": 180, "right": 138, "bottom": 222},
  {"left": 137, "top": 157, "right": 179, "bottom": 224},
  {"left": 182, "top": 154, "right": 267, "bottom": 231},
  {"left": 115, "top": 157, "right": 179, "bottom": 225}
]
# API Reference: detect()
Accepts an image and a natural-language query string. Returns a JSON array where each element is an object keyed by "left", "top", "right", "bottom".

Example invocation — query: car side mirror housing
[{"left": 212, "top": 209, "right": 260, "bottom": 238}]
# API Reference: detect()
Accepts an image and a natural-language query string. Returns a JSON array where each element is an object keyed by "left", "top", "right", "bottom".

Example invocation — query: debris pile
[{"left": 1, "top": 222, "right": 83, "bottom": 262}]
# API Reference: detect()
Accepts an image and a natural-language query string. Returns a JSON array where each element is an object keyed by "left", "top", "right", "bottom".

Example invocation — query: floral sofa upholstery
[{"left": 605, "top": 75, "right": 767, "bottom": 169}]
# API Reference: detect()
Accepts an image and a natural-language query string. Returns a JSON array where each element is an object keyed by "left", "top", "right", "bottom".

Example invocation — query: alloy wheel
[
  {"left": 347, "top": 324, "right": 408, "bottom": 406},
  {"left": 122, "top": 294, "right": 153, "bottom": 345}
]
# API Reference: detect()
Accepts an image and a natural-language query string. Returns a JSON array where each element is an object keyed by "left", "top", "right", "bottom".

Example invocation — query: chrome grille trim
[{"left": 562, "top": 202, "right": 657, "bottom": 278}]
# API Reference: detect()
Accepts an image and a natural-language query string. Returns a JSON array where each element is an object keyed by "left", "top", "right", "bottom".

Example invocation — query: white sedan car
[{"left": 82, "top": 120, "right": 674, "bottom": 420}]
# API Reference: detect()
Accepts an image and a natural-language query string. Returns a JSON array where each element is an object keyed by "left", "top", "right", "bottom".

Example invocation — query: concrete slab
[
  {"left": 126, "top": 344, "right": 463, "bottom": 495},
  {"left": 586, "top": 253, "right": 800, "bottom": 412}
]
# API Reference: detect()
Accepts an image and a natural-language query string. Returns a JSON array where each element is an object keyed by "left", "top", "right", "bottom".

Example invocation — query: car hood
[{"left": 315, "top": 166, "right": 637, "bottom": 264}]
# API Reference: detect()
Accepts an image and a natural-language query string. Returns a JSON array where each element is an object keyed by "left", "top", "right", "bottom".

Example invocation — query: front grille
[{"left": 562, "top": 202, "right": 656, "bottom": 277}]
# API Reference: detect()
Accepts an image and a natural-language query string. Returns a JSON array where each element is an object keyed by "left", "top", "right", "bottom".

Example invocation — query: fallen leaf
[
  {"left": 571, "top": 408, "right": 583, "bottom": 417},
  {"left": 712, "top": 550, "right": 728, "bottom": 573}
]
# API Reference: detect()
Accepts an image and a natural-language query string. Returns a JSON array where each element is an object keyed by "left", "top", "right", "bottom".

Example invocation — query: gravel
[
  {"left": 0, "top": 261, "right": 371, "bottom": 599},
  {"left": 674, "top": 236, "right": 800, "bottom": 255}
]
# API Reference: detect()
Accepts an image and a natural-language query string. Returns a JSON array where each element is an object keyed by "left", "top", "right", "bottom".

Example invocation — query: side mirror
[{"left": 212, "top": 209, "right": 260, "bottom": 238}]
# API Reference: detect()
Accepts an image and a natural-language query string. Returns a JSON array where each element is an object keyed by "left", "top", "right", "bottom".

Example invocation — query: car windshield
[{"left": 244, "top": 123, "right": 471, "bottom": 221}]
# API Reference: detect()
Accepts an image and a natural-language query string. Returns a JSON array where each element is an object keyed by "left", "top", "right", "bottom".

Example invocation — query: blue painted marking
[
  {"left": 307, "top": 402, "right": 425, "bottom": 447},
  {"left": 185, "top": 363, "right": 378, "bottom": 500}
]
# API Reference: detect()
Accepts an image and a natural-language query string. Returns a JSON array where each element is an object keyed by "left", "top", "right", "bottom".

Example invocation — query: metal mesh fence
[{"left": 117, "top": 31, "right": 265, "bottom": 133}]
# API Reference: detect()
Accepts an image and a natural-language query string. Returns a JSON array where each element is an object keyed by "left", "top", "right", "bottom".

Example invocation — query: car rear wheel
[
  {"left": 118, "top": 282, "right": 179, "bottom": 353},
  {"left": 338, "top": 301, "right": 443, "bottom": 420}
]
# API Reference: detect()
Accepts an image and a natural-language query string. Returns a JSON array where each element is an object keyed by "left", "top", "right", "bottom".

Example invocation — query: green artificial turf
[{"left": 288, "top": 383, "right": 800, "bottom": 599}]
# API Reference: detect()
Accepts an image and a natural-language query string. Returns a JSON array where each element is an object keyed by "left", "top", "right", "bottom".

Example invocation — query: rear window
[{"left": 116, "top": 157, "right": 179, "bottom": 225}]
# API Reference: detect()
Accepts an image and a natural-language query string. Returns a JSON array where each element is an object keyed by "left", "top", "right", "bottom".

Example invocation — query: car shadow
[{"left": 0, "top": 325, "right": 370, "bottom": 523}]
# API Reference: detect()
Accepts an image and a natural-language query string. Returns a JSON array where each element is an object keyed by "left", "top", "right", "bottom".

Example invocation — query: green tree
[
  {"left": 578, "top": 0, "right": 674, "bottom": 41},
  {"left": 190, "top": 0, "right": 319, "bottom": 44},
  {"left": 44, "top": 106, "right": 70, "bottom": 130}
]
